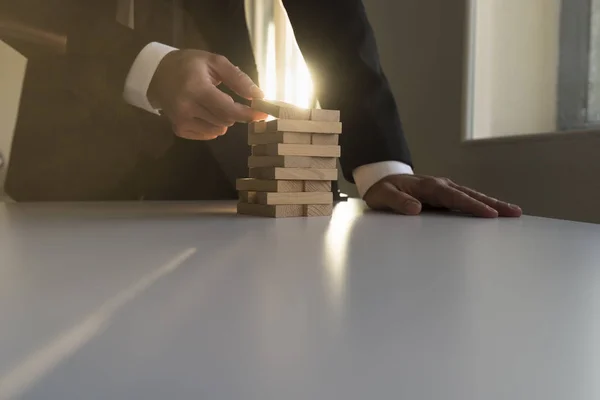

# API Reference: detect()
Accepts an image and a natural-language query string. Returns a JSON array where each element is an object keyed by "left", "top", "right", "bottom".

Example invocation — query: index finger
[
  {"left": 436, "top": 186, "right": 499, "bottom": 218},
  {"left": 198, "top": 86, "right": 268, "bottom": 123},
  {"left": 211, "top": 55, "right": 264, "bottom": 99}
]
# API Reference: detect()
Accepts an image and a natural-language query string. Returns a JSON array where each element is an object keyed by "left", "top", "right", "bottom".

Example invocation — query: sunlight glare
[{"left": 323, "top": 201, "right": 362, "bottom": 309}]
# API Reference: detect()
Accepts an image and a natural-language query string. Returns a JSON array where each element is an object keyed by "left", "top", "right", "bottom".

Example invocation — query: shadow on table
[
  {"left": 363, "top": 205, "right": 484, "bottom": 219},
  {"left": 1, "top": 201, "right": 240, "bottom": 222}
]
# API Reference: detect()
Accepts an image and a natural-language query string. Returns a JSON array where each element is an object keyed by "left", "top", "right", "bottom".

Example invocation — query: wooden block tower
[{"left": 236, "top": 99, "right": 341, "bottom": 218}]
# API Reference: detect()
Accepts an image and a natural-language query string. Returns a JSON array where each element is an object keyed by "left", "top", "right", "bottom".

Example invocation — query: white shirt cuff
[
  {"left": 123, "top": 42, "right": 178, "bottom": 114},
  {"left": 353, "top": 161, "right": 414, "bottom": 198}
]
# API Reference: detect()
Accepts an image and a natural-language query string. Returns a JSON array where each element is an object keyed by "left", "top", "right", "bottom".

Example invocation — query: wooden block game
[{"left": 237, "top": 99, "right": 342, "bottom": 218}]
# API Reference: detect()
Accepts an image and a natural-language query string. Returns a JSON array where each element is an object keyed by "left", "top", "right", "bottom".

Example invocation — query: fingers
[
  {"left": 199, "top": 86, "right": 268, "bottom": 123},
  {"left": 364, "top": 181, "right": 422, "bottom": 215},
  {"left": 193, "top": 103, "right": 235, "bottom": 128},
  {"left": 434, "top": 184, "right": 499, "bottom": 218},
  {"left": 168, "top": 89, "right": 265, "bottom": 140},
  {"left": 450, "top": 183, "right": 523, "bottom": 217},
  {"left": 210, "top": 54, "right": 264, "bottom": 100},
  {"left": 171, "top": 117, "right": 227, "bottom": 140}
]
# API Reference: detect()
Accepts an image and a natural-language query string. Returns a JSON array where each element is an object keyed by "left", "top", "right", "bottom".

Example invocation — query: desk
[{"left": 0, "top": 200, "right": 599, "bottom": 400}]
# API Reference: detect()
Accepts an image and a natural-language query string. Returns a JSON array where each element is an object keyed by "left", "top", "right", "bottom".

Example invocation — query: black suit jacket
[{"left": 1, "top": 0, "right": 412, "bottom": 201}]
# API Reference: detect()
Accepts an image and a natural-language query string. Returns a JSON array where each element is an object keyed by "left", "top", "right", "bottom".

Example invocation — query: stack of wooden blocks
[{"left": 236, "top": 99, "right": 342, "bottom": 218}]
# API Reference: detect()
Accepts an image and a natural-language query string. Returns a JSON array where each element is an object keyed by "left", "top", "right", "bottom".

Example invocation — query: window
[
  {"left": 245, "top": 1, "right": 352, "bottom": 196},
  {"left": 465, "top": 0, "right": 600, "bottom": 139},
  {"left": 245, "top": 0, "right": 315, "bottom": 109}
]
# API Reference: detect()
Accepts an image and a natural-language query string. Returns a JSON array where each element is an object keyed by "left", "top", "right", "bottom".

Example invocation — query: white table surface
[{"left": 0, "top": 199, "right": 599, "bottom": 400}]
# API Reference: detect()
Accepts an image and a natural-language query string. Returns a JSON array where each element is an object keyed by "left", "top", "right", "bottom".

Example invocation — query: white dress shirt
[{"left": 120, "top": 0, "right": 414, "bottom": 198}]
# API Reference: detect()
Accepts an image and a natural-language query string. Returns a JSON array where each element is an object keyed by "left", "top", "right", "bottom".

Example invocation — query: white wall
[
  {"left": 472, "top": 0, "right": 560, "bottom": 138},
  {"left": 0, "top": 41, "right": 26, "bottom": 201}
]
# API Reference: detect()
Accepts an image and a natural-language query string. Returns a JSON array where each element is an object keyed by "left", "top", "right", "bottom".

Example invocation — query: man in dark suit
[{"left": 0, "top": 0, "right": 522, "bottom": 217}]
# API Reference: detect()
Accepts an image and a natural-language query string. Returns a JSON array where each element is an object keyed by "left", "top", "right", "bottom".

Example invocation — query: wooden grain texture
[
  {"left": 237, "top": 202, "right": 304, "bottom": 218},
  {"left": 247, "top": 132, "right": 311, "bottom": 145},
  {"left": 310, "top": 108, "right": 341, "bottom": 122},
  {"left": 311, "top": 134, "right": 339, "bottom": 145},
  {"left": 249, "top": 121, "right": 268, "bottom": 134},
  {"left": 249, "top": 167, "right": 338, "bottom": 181},
  {"left": 238, "top": 191, "right": 257, "bottom": 204},
  {"left": 237, "top": 202, "right": 333, "bottom": 217},
  {"left": 241, "top": 191, "right": 333, "bottom": 205},
  {"left": 304, "top": 204, "right": 334, "bottom": 216},
  {"left": 248, "top": 156, "right": 336, "bottom": 169},
  {"left": 257, "top": 119, "right": 342, "bottom": 134},
  {"left": 304, "top": 181, "right": 332, "bottom": 192},
  {"left": 251, "top": 143, "right": 341, "bottom": 157},
  {"left": 236, "top": 178, "right": 303, "bottom": 192},
  {"left": 236, "top": 178, "right": 331, "bottom": 193},
  {"left": 251, "top": 99, "right": 311, "bottom": 120}
]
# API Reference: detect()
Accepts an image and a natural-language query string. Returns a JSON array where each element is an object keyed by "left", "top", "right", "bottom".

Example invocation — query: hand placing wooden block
[
  {"left": 254, "top": 119, "right": 342, "bottom": 134},
  {"left": 249, "top": 167, "right": 338, "bottom": 181},
  {"left": 250, "top": 99, "right": 340, "bottom": 122},
  {"left": 236, "top": 178, "right": 331, "bottom": 193},
  {"left": 248, "top": 156, "right": 336, "bottom": 169},
  {"left": 251, "top": 143, "right": 341, "bottom": 157},
  {"left": 251, "top": 99, "right": 311, "bottom": 120}
]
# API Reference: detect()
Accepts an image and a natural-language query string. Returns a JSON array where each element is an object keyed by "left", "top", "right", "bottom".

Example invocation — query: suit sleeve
[
  {"left": 63, "top": 1, "right": 158, "bottom": 109},
  {"left": 0, "top": 0, "right": 159, "bottom": 109},
  {"left": 282, "top": 0, "right": 413, "bottom": 182}
]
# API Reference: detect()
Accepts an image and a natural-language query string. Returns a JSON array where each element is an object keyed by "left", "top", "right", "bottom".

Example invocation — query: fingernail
[
  {"left": 251, "top": 84, "right": 264, "bottom": 98},
  {"left": 509, "top": 203, "right": 520, "bottom": 210},
  {"left": 405, "top": 200, "right": 421, "bottom": 214}
]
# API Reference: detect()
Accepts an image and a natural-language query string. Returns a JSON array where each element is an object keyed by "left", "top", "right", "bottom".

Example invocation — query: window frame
[{"left": 557, "top": 0, "right": 594, "bottom": 130}]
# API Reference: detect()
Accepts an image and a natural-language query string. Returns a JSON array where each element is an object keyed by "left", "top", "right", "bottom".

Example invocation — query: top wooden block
[
  {"left": 251, "top": 99, "right": 311, "bottom": 120},
  {"left": 251, "top": 99, "right": 340, "bottom": 122}
]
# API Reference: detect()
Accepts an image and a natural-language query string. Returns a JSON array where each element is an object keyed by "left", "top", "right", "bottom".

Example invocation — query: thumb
[
  {"left": 365, "top": 181, "right": 422, "bottom": 215},
  {"left": 211, "top": 55, "right": 264, "bottom": 99}
]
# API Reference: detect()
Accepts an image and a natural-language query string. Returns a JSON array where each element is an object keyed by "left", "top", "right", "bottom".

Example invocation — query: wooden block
[
  {"left": 248, "top": 156, "right": 336, "bottom": 169},
  {"left": 257, "top": 119, "right": 342, "bottom": 134},
  {"left": 243, "top": 191, "right": 333, "bottom": 205},
  {"left": 304, "top": 204, "right": 334, "bottom": 216},
  {"left": 251, "top": 99, "right": 311, "bottom": 120},
  {"left": 304, "top": 181, "right": 332, "bottom": 192},
  {"left": 310, "top": 108, "right": 340, "bottom": 122},
  {"left": 249, "top": 167, "right": 338, "bottom": 181},
  {"left": 237, "top": 202, "right": 304, "bottom": 218},
  {"left": 238, "top": 191, "right": 257, "bottom": 204},
  {"left": 251, "top": 143, "right": 341, "bottom": 157},
  {"left": 311, "top": 134, "right": 339, "bottom": 145},
  {"left": 248, "top": 132, "right": 311, "bottom": 145},
  {"left": 249, "top": 121, "right": 268, "bottom": 134},
  {"left": 236, "top": 178, "right": 330, "bottom": 193}
]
